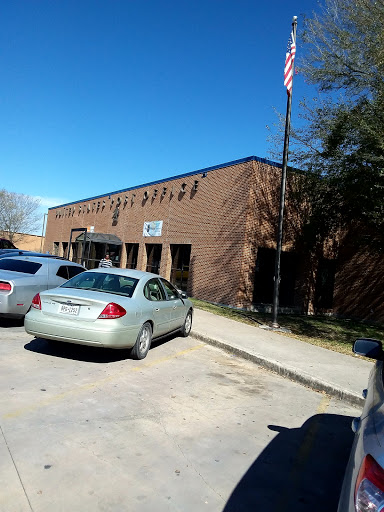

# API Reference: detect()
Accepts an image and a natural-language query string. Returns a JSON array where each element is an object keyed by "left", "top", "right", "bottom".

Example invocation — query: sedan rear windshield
[
  {"left": 61, "top": 272, "right": 139, "bottom": 297},
  {"left": 0, "top": 259, "right": 42, "bottom": 274}
]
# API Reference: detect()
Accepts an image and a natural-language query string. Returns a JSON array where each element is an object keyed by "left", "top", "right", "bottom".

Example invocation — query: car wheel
[
  {"left": 131, "top": 322, "right": 152, "bottom": 360},
  {"left": 180, "top": 310, "right": 192, "bottom": 337}
]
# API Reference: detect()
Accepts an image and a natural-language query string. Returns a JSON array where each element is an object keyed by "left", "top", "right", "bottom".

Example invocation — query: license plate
[{"left": 59, "top": 304, "right": 80, "bottom": 316}]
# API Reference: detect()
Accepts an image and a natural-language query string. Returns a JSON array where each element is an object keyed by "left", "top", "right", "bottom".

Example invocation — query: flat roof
[{"left": 50, "top": 155, "right": 282, "bottom": 210}]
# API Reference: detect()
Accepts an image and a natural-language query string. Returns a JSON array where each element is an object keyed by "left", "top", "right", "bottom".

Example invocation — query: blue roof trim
[{"left": 49, "top": 155, "right": 282, "bottom": 210}]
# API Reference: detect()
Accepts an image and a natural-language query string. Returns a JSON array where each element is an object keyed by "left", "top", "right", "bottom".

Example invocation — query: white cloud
[{"left": 33, "top": 196, "right": 70, "bottom": 209}]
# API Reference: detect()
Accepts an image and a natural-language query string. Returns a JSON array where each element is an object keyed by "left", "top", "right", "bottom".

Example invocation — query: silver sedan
[
  {"left": 24, "top": 268, "right": 193, "bottom": 359},
  {"left": 338, "top": 338, "right": 384, "bottom": 511},
  {"left": 0, "top": 256, "right": 85, "bottom": 318}
]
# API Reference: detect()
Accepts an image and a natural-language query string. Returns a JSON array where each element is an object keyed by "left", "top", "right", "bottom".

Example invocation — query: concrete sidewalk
[{"left": 191, "top": 308, "right": 373, "bottom": 407}]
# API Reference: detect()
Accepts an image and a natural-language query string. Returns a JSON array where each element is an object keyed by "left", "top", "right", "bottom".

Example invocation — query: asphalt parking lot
[{"left": 1, "top": 319, "right": 360, "bottom": 512}]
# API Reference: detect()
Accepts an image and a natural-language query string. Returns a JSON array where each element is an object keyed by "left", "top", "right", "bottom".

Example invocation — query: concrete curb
[{"left": 191, "top": 332, "right": 365, "bottom": 408}]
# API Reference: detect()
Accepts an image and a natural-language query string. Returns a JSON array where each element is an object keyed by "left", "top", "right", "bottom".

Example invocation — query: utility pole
[{"left": 40, "top": 213, "right": 48, "bottom": 252}]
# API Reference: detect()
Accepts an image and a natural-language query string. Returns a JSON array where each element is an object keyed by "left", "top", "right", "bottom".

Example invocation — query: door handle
[
  {"left": 154, "top": 308, "right": 160, "bottom": 312},
  {"left": 173, "top": 306, "right": 177, "bottom": 309}
]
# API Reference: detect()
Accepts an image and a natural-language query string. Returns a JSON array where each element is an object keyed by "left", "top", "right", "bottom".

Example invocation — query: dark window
[
  {"left": 170, "top": 244, "right": 191, "bottom": 292},
  {"left": 126, "top": 243, "right": 139, "bottom": 269},
  {"left": 146, "top": 244, "right": 162, "bottom": 274},
  {"left": 71, "top": 243, "right": 79, "bottom": 263},
  {"left": 315, "top": 258, "right": 336, "bottom": 310},
  {"left": 56, "top": 266, "right": 69, "bottom": 279},
  {"left": 67, "top": 266, "right": 85, "bottom": 279},
  {"left": 62, "top": 242, "right": 68, "bottom": 259},
  {"left": 0, "top": 259, "right": 42, "bottom": 274},
  {"left": 161, "top": 278, "right": 179, "bottom": 300},
  {"left": 56, "top": 265, "right": 85, "bottom": 280},
  {"left": 144, "top": 278, "right": 166, "bottom": 301},
  {"left": 253, "top": 248, "right": 297, "bottom": 307}
]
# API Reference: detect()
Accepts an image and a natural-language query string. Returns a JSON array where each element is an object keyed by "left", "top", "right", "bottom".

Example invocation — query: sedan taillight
[
  {"left": 98, "top": 303, "right": 126, "bottom": 319},
  {"left": 355, "top": 454, "right": 384, "bottom": 511},
  {"left": 31, "top": 293, "right": 41, "bottom": 310},
  {"left": 0, "top": 281, "right": 11, "bottom": 291}
]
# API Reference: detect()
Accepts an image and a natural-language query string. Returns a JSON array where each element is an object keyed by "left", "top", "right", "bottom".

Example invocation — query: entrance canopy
[{"left": 75, "top": 232, "right": 122, "bottom": 245}]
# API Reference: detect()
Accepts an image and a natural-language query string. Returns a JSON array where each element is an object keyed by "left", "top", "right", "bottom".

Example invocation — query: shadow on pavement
[
  {"left": 24, "top": 333, "right": 176, "bottom": 363},
  {"left": 223, "top": 412, "right": 354, "bottom": 512},
  {"left": 0, "top": 317, "right": 24, "bottom": 328}
]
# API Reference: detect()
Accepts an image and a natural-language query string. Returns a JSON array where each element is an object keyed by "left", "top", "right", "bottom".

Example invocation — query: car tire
[
  {"left": 180, "top": 310, "right": 192, "bottom": 337},
  {"left": 130, "top": 322, "right": 152, "bottom": 360}
]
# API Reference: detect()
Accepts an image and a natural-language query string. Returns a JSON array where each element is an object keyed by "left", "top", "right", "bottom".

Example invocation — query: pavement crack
[{"left": 0, "top": 423, "right": 34, "bottom": 511}]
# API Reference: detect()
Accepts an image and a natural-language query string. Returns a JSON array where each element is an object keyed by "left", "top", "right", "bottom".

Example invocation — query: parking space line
[{"left": 3, "top": 343, "right": 205, "bottom": 420}]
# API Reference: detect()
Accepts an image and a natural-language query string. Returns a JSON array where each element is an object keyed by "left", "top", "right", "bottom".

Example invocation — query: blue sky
[{"left": 0, "top": 0, "right": 320, "bottom": 231}]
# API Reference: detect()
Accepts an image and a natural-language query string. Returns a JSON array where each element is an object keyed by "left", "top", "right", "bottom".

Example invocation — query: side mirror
[
  {"left": 353, "top": 338, "right": 383, "bottom": 360},
  {"left": 178, "top": 289, "right": 188, "bottom": 299}
]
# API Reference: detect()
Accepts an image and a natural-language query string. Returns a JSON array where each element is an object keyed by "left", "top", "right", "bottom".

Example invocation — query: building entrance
[{"left": 73, "top": 232, "right": 122, "bottom": 269}]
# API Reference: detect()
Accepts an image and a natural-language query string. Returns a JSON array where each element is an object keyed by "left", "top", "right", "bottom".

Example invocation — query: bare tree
[
  {"left": 301, "top": 0, "right": 384, "bottom": 98},
  {"left": 0, "top": 189, "right": 41, "bottom": 244}
]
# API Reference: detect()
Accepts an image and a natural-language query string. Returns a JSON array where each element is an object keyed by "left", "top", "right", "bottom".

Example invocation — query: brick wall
[
  {"left": 333, "top": 236, "right": 384, "bottom": 322},
  {"left": 43, "top": 157, "right": 384, "bottom": 321},
  {"left": 44, "top": 158, "right": 285, "bottom": 308}
]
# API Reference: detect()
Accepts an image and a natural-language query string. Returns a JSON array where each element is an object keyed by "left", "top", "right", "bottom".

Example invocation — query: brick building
[{"left": 43, "top": 156, "right": 384, "bottom": 322}]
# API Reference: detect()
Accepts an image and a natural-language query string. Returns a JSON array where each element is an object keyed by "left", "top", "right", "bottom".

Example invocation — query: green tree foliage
[
  {"left": 0, "top": 189, "right": 41, "bottom": 244},
  {"left": 274, "top": 0, "right": 384, "bottom": 250}
]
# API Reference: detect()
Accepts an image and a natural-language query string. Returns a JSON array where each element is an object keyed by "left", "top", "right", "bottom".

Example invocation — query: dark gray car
[
  {"left": 0, "top": 256, "right": 85, "bottom": 318},
  {"left": 338, "top": 338, "right": 384, "bottom": 511}
]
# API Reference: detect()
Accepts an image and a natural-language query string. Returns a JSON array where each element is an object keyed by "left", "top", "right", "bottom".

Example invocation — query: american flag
[{"left": 284, "top": 31, "right": 296, "bottom": 95}]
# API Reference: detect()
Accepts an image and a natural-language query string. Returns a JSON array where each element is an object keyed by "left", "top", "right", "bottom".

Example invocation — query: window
[
  {"left": 146, "top": 244, "right": 162, "bottom": 274},
  {"left": 315, "top": 258, "right": 336, "bottom": 310},
  {"left": 170, "top": 244, "right": 191, "bottom": 291},
  {"left": 253, "top": 248, "right": 297, "bottom": 307},
  {"left": 144, "top": 278, "right": 165, "bottom": 301},
  {"left": 67, "top": 266, "right": 85, "bottom": 279},
  {"left": 56, "top": 266, "right": 69, "bottom": 279},
  {"left": 71, "top": 242, "right": 79, "bottom": 263},
  {"left": 62, "top": 242, "right": 68, "bottom": 259},
  {"left": 126, "top": 243, "right": 139, "bottom": 269},
  {"left": 61, "top": 271, "right": 138, "bottom": 297},
  {"left": 161, "top": 278, "right": 179, "bottom": 300},
  {"left": 56, "top": 265, "right": 85, "bottom": 280},
  {"left": 0, "top": 259, "right": 41, "bottom": 274}
]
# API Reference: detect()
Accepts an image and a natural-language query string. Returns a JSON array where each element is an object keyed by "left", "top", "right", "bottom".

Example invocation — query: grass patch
[{"left": 191, "top": 298, "right": 384, "bottom": 356}]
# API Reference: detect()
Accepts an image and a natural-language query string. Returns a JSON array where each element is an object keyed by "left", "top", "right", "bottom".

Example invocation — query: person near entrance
[{"left": 99, "top": 253, "right": 113, "bottom": 268}]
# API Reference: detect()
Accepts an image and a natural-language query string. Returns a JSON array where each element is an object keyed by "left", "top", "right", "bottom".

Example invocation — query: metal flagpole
[{"left": 272, "top": 16, "right": 297, "bottom": 328}]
